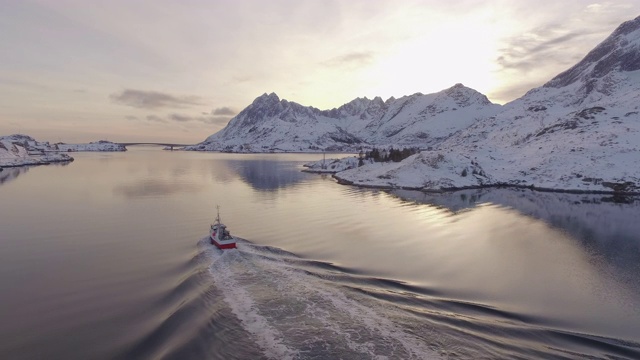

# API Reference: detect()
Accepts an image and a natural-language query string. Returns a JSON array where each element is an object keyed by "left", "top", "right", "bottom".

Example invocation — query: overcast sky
[{"left": 0, "top": 0, "right": 638, "bottom": 143}]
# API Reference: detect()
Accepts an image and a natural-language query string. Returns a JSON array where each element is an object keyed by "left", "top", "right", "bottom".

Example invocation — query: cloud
[
  {"left": 496, "top": 27, "right": 593, "bottom": 74},
  {"left": 168, "top": 113, "right": 194, "bottom": 122},
  {"left": 110, "top": 89, "right": 205, "bottom": 109},
  {"left": 212, "top": 106, "right": 236, "bottom": 116},
  {"left": 488, "top": 80, "right": 545, "bottom": 104},
  {"left": 203, "top": 116, "right": 232, "bottom": 125},
  {"left": 146, "top": 115, "right": 168, "bottom": 123},
  {"left": 164, "top": 113, "right": 233, "bottom": 126},
  {"left": 322, "top": 51, "right": 375, "bottom": 68},
  {"left": 125, "top": 115, "right": 138, "bottom": 121},
  {"left": 232, "top": 75, "right": 253, "bottom": 83},
  {"left": 585, "top": 3, "right": 605, "bottom": 13},
  {"left": 585, "top": 2, "right": 635, "bottom": 14},
  {"left": 495, "top": 4, "right": 636, "bottom": 76},
  {"left": 0, "top": 77, "right": 51, "bottom": 90}
]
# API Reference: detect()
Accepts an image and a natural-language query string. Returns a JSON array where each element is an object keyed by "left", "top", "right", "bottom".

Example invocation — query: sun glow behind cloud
[
  {"left": 264, "top": 3, "right": 507, "bottom": 108},
  {"left": 365, "top": 17, "right": 502, "bottom": 101}
]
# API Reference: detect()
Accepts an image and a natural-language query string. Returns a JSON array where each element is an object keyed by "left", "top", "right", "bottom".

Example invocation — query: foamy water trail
[
  {"left": 205, "top": 243, "right": 298, "bottom": 359},
  {"left": 207, "top": 240, "right": 441, "bottom": 359},
  {"left": 243, "top": 245, "right": 441, "bottom": 360}
]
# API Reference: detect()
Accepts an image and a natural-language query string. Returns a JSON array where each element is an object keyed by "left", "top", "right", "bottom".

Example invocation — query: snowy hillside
[
  {"left": 186, "top": 85, "right": 501, "bottom": 152},
  {"left": 337, "top": 15, "right": 640, "bottom": 194}
]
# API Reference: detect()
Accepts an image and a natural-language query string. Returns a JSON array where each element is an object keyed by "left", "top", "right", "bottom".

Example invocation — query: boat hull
[
  {"left": 210, "top": 230, "right": 237, "bottom": 249},
  {"left": 211, "top": 238, "right": 237, "bottom": 249}
]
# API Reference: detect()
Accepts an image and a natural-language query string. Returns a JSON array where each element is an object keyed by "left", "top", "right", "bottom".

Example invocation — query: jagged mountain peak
[
  {"left": 248, "top": 92, "right": 320, "bottom": 113},
  {"left": 253, "top": 92, "right": 280, "bottom": 104},
  {"left": 544, "top": 15, "right": 640, "bottom": 89},
  {"left": 443, "top": 83, "right": 481, "bottom": 95},
  {"left": 236, "top": 92, "right": 318, "bottom": 122},
  {"left": 327, "top": 95, "right": 388, "bottom": 118},
  {"left": 438, "top": 83, "right": 493, "bottom": 106}
]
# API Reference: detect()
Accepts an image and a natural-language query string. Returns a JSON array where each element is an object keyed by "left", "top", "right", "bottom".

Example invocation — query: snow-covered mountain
[
  {"left": 186, "top": 84, "right": 501, "bottom": 152},
  {"left": 337, "top": 15, "right": 640, "bottom": 193}
]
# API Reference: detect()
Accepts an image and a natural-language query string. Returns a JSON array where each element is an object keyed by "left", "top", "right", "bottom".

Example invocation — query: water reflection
[
  {"left": 111, "top": 156, "right": 316, "bottom": 199},
  {"left": 222, "top": 158, "right": 314, "bottom": 192},
  {"left": 389, "top": 188, "right": 640, "bottom": 287},
  {"left": 0, "top": 167, "right": 30, "bottom": 186},
  {"left": 0, "top": 162, "right": 73, "bottom": 186},
  {"left": 113, "top": 179, "right": 203, "bottom": 198}
]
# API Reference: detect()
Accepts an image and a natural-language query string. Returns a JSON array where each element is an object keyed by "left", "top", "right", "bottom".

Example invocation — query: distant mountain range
[{"left": 185, "top": 84, "right": 502, "bottom": 152}]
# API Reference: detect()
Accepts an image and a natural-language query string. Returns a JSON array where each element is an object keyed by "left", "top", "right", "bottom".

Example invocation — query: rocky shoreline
[{"left": 0, "top": 155, "right": 74, "bottom": 168}]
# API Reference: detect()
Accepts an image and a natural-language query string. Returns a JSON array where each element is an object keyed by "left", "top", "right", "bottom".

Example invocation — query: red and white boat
[{"left": 210, "top": 207, "right": 237, "bottom": 249}]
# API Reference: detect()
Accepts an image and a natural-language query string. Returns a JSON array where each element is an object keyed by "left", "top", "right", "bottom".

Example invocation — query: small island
[{"left": 0, "top": 134, "right": 126, "bottom": 168}]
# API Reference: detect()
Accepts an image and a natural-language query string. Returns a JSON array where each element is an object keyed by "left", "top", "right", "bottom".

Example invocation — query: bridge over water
[{"left": 118, "top": 142, "right": 194, "bottom": 150}]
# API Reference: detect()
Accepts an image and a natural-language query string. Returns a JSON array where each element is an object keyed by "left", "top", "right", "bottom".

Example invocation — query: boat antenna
[{"left": 216, "top": 205, "right": 221, "bottom": 223}]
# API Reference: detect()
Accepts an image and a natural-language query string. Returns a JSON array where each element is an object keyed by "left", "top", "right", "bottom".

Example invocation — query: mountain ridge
[
  {"left": 545, "top": 15, "right": 640, "bottom": 90},
  {"left": 187, "top": 83, "right": 501, "bottom": 152}
]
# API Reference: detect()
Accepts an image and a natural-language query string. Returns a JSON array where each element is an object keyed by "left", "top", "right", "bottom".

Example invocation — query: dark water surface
[{"left": 1, "top": 147, "right": 639, "bottom": 359}]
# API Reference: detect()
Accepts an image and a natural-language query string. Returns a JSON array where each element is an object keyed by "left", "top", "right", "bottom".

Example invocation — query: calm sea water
[{"left": 1, "top": 146, "right": 639, "bottom": 359}]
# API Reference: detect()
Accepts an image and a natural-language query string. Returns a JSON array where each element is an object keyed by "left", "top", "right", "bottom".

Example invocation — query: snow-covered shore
[
  {"left": 0, "top": 141, "right": 73, "bottom": 167},
  {"left": 302, "top": 156, "right": 368, "bottom": 173},
  {"left": 331, "top": 152, "right": 492, "bottom": 190},
  {"left": 0, "top": 134, "right": 126, "bottom": 168},
  {"left": 315, "top": 150, "right": 640, "bottom": 195}
]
